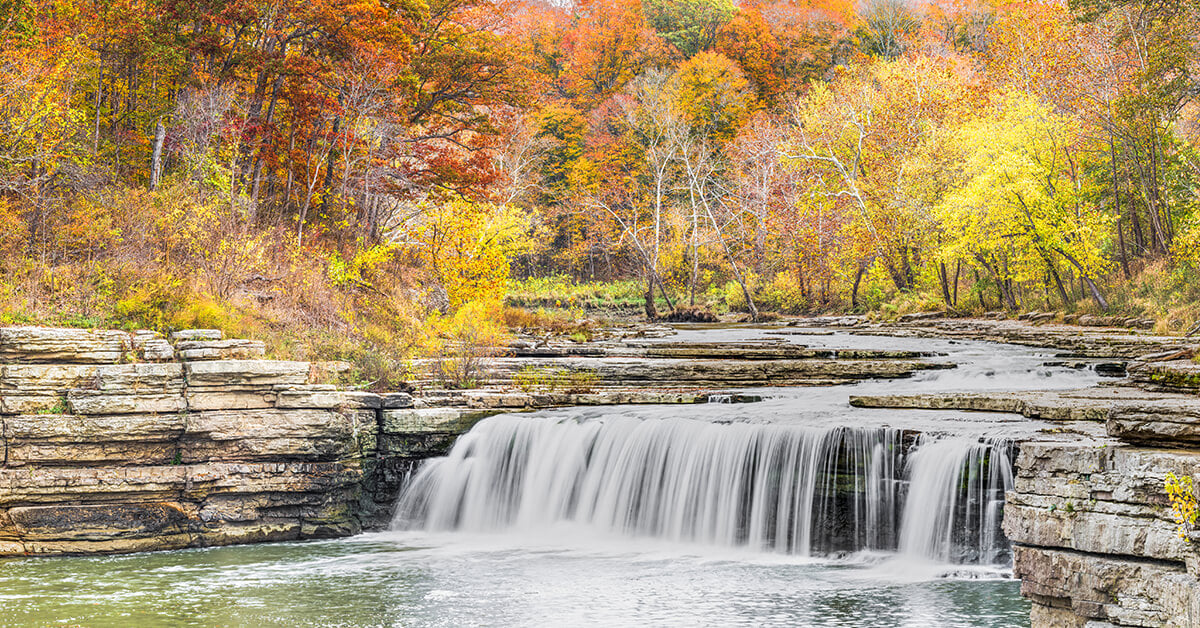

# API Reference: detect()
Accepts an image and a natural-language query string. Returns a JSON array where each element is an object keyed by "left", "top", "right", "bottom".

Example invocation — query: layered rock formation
[
  {"left": 851, "top": 345, "right": 1200, "bottom": 626},
  {"left": 807, "top": 315, "right": 1194, "bottom": 359},
  {"left": 465, "top": 338, "right": 951, "bottom": 389},
  {"left": 0, "top": 324, "right": 969, "bottom": 555},
  {"left": 0, "top": 326, "right": 435, "bottom": 555},
  {"left": 998, "top": 354, "right": 1200, "bottom": 627}
]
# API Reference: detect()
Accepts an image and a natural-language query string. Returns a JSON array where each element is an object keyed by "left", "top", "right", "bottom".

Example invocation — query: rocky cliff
[
  {"left": 0, "top": 326, "right": 482, "bottom": 555},
  {"left": 848, "top": 343, "right": 1200, "bottom": 627},
  {"left": 999, "top": 359, "right": 1200, "bottom": 627},
  {"left": 861, "top": 356, "right": 1200, "bottom": 627}
]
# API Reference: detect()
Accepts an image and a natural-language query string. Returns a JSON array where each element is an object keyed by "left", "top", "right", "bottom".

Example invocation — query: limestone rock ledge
[
  {"left": 0, "top": 326, "right": 422, "bottom": 556},
  {"left": 1005, "top": 434, "right": 1200, "bottom": 626}
]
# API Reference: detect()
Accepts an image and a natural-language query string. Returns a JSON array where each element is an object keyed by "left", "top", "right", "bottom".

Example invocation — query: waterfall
[
  {"left": 898, "top": 437, "right": 1015, "bottom": 564},
  {"left": 392, "top": 414, "right": 1014, "bottom": 565}
]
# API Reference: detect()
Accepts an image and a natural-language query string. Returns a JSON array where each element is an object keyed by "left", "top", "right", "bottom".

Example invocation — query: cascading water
[
  {"left": 393, "top": 413, "right": 1015, "bottom": 565},
  {"left": 898, "top": 437, "right": 1015, "bottom": 564}
]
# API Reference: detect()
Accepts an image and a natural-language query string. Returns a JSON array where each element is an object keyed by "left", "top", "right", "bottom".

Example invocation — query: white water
[
  {"left": 394, "top": 414, "right": 1015, "bottom": 564},
  {"left": 393, "top": 328, "right": 1100, "bottom": 575},
  {"left": 898, "top": 438, "right": 1014, "bottom": 564}
]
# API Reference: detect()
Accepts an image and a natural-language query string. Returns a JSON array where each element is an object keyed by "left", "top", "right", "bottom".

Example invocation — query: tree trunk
[
  {"left": 644, "top": 276, "right": 658, "bottom": 320},
  {"left": 149, "top": 119, "right": 166, "bottom": 190},
  {"left": 850, "top": 266, "right": 866, "bottom": 309},
  {"left": 938, "top": 262, "right": 953, "bottom": 308},
  {"left": 1054, "top": 247, "right": 1109, "bottom": 311},
  {"left": 951, "top": 259, "right": 960, "bottom": 307},
  {"left": 1110, "top": 134, "right": 1131, "bottom": 278}
]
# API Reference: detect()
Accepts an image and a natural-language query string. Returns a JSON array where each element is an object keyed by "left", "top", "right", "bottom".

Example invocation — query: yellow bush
[
  {"left": 1166, "top": 472, "right": 1198, "bottom": 540},
  {"left": 405, "top": 200, "right": 530, "bottom": 309},
  {"left": 112, "top": 277, "right": 188, "bottom": 332},
  {"left": 419, "top": 299, "right": 511, "bottom": 388}
]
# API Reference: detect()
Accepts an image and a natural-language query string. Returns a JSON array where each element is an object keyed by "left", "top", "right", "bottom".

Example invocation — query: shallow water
[
  {"left": 0, "top": 533, "right": 1029, "bottom": 627},
  {"left": 0, "top": 329, "right": 1097, "bottom": 627}
]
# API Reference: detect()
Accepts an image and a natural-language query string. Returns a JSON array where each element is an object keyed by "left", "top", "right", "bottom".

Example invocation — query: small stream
[{"left": 0, "top": 328, "right": 1105, "bottom": 627}]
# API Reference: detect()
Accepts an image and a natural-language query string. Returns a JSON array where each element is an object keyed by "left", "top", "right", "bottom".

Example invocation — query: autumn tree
[
  {"left": 784, "top": 57, "right": 978, "bottom": 297},
  {"left": 856, "top": 0, "right": 920, "bottom": 59},
  {"left": 937, "top": 94, "right": 1114, "bottom": 310},
  {"left": 644, "top": 0, "right": 734, "bottom": 58}
]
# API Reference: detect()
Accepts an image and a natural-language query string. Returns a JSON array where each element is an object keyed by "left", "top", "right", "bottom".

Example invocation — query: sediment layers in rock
[
  {"left": 0, "top": 327, "right": 414, "bottom": 556},
  {"left": 848, "top": 372, "right": 1200, "bottom": 627}
]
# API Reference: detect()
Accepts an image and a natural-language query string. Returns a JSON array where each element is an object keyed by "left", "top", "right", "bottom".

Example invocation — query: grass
[
  {"left": 1093, "top": 260, "right": 1200, "bottom": 335},
  {"left": 507, "top": 276, "right": 648, "bottom": 310},
  {"left": 512, "top": 365, "right": 599, "bottom": 394}
]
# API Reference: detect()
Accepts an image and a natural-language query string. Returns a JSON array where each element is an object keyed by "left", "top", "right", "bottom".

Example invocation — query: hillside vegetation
[{"left": 1, "top": 0, "right": 1199, "bottom": 379}]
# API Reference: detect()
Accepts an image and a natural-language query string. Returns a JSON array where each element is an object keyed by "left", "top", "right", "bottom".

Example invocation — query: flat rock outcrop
[
  {"left": 0, "top": 326, "right": 414, "bottom": 556},
  {"left": 816, "top": 317, "right": 1199, "bottom": 359},
  {"left": 1130, "top": 359, "right": 1200, "bottom": 393},
  {"left": 850, "top": 387, "right": 1198, "bottom": 423},
  {"left": 476, "top": 355, "right": 949, "bottom": 388}
]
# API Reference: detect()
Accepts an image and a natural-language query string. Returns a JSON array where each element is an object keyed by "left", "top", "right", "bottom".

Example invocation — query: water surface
[
  {"left": 0, "top": 534, "right": 1029, "bottom": 627},
  {"left": 1, "top": 329, "right": 1092, "bottom": 627}
]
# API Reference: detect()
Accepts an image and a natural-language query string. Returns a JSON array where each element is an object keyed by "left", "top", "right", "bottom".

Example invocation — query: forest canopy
[{"left": 1, "top": 0, "right": 1199, "bottom": 380}]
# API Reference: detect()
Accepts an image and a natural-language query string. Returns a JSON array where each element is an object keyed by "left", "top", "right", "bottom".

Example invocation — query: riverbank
[{"left": 1, "top": 319, "right": 1199, "bottom": 627}]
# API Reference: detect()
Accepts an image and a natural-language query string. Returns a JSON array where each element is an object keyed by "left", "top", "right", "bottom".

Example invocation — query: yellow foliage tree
[
  {"left": 673, "top": 51, "right": 755, "bottom": 142},
  {"left": 406, "top": 199, "right": 531, "bottom": 309},
  {"left": 936, "top": 94, "right": 1113, "bottom": 310}
]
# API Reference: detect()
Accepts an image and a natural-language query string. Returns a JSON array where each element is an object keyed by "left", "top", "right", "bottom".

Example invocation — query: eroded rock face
[
  {"left": 1013, "top": 546, "right": 1200, "bottom": 628},
  {"left": 0, "top": 325, "right": 529, "bottom": 554},
  {"left": 1005, "top": 418, "right": 1200, "bottom": 626},
  {"left": 848, "top": 340, "right": 1200, "bottom": 627},
  {"left": 0, "top": 327, "right": 131, "bottom": 363},
  {"left": 1130, "top": 360, "right": 1200, "bottom": 393},
  {"left": 839, "top": 317, "right": 1198, "bottom": 359},
  {"left": 476, "top": 356, "right": 950, "bottom": 388},
  {"left": 0, "top": 327, "right": 400, "bottom": 556}
]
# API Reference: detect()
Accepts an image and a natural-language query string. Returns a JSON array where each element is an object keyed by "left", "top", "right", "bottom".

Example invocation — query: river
[{"left": 0, "top": 329, "right": 1105, "bottom": 627}]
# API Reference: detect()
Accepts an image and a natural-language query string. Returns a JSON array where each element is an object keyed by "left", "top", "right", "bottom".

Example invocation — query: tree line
[{"left": 0, "top": 0, "right": 1198, "bottom": 333}]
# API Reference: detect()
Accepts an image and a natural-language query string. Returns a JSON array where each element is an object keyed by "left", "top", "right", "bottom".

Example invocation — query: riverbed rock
[
  {"left": 0, "top": 327, "right": 130, "bottom": 363},
  {"left": 848, "top": 388, "right": 1156, "bottom": 422},
  {"left": 841, "top": 318, "right": 1197, "bottom": 359},
  {"left": 475, "top": 356, "right": 950, "bottom": 388},
  {"left": 1129, "top": 359, "right": 1200, "bottom": 393},
  {"left": 610, "top": 341, "right": 933, "bottom": 360},
  {"left": 1107, "top": 397, "right": 1200, "bottom": 446}
]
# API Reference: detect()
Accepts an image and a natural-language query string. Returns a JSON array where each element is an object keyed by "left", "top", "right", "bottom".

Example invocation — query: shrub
[
  {"left": 420, "top": 299, "right": 510, "bottom": 389},
  {"left": 1166, "top": 472, "right": 1198, "bottom": 539},
  {"left": 511, "top": 365, "right": 599, "bottom": 393}
]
